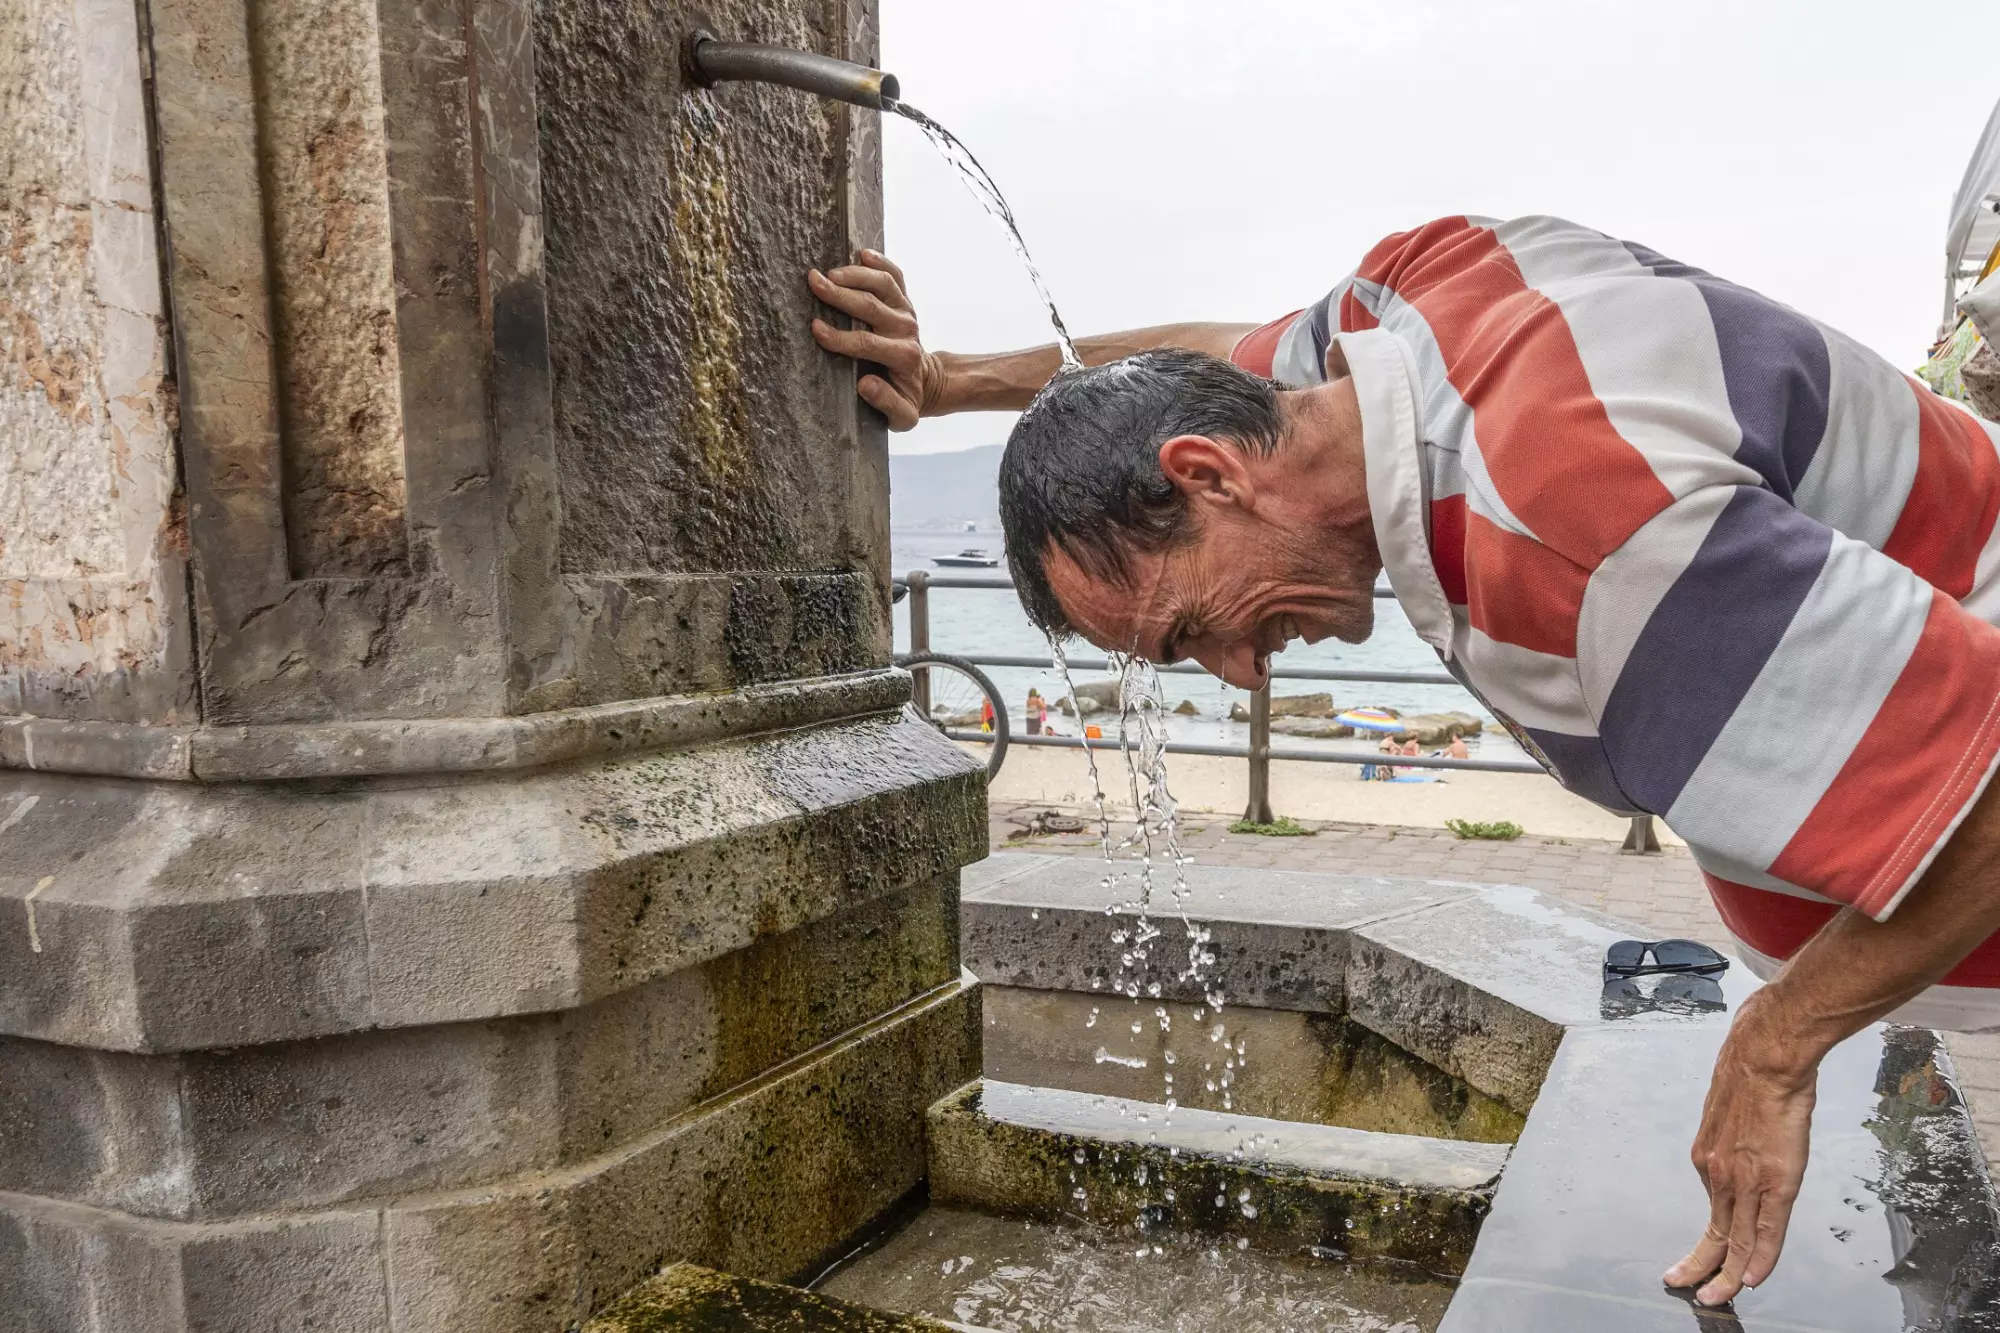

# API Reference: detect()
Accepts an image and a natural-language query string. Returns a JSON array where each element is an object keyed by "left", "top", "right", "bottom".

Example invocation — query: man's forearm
[
  {"left": 1746, "top": 780, "right": 2000, "bottom": 1073},
  {"left": 930, "top": 322, "right": 1259, "bottom": 415}
]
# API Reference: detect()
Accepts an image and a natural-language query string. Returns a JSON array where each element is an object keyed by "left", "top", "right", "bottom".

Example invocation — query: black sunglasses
[{"left": 1604, "top": 938, "right": 1729, "bottom": 982}]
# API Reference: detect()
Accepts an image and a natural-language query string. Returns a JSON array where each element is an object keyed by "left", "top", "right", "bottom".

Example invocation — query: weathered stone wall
[
  {"left": 538, "top": 0, "right": 878, "bottom": 579},
  {"left": 253, "top": 0, "right": 412, "bottom": 579},
  {"left": 2, "top": 3, "right": 975, "bottom": 1329},
  {"left": 0, "top": 0, "right": 191, "bottom": 723}
]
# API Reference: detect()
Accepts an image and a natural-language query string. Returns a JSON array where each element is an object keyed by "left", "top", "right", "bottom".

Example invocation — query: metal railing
[{"left": 897, "top": 568, "right": 1661, "bottom": 853}]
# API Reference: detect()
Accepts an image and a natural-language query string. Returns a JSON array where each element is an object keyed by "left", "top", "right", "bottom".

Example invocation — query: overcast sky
[{"left": 875, "top": 0, "right": 1996, "bottom": 455}]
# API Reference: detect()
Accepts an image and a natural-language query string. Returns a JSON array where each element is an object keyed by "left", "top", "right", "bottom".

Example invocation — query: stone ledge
[
  {"left": 960, "top": 853, "right": 1468, "bottom": 1013},
  {"left": 927, "top": 1079, "right": 1497, "bottom": 1273},
  {"left": 0, "top": 876, "right": 961, "bottom": 1223},
  {"left": 962, "top": 856, "right": 1636, "bottom": 1113},
  {"left": 0, "top": 973, "right": 983, "bottom": 1333},
  {"left": 1, "top": 713, "right": 985, "bottom": 1051},
  {"left": 0, "top": 668, "right": 909, "bottom": 782}
]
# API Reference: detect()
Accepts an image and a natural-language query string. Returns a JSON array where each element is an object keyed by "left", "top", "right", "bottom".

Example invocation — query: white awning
[{"left": 1946, "top": 96, "right": 2000, "bottom": 318}]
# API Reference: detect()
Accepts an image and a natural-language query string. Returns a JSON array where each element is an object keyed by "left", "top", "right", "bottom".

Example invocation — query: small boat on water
[{"left": 933, "top": 548, "right": 1001, "bottom": 568}]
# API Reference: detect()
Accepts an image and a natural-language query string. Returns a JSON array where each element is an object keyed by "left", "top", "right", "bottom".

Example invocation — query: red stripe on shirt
[
  {"left": 1880, "top": 380, "right": 2000, "bottom": 599},
  {"left": 1340, "top": 286, "right": 1379, "bottom": 332},
  {"left": 1229, "top": 312, "right": 1299, "bottom": 379},
  {"left": 1464, "top": 509, "right": 1591, "bottom": 657},
  {"left": 1359, "top": 218, "right": 1676, "bottom": 571},
  {"left": 1768, "top": 592, "right": 2000, "bottom": 918},
  {"left": 1430, "top": 494, "right": 1468, "bottom": 606},
  {"left": 1707, "top": 874, "right": 2000, "bottom": 988}
]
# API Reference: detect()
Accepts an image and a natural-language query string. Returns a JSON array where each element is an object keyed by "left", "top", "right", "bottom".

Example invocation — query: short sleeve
[
  {"left": 1229, "top": 311, "right": 1301, "bottom": 379},
  {"left": 1230, "top": 275, "right": 1359, "bottom": 389},
  {"left": 1580, "top": 482, "right": 2000, "bottom": 920}
]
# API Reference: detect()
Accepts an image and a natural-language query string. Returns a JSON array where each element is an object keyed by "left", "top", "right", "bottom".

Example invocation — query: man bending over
[{"left": 807, "top": 216, "right": 2000, "bottom": 1307}]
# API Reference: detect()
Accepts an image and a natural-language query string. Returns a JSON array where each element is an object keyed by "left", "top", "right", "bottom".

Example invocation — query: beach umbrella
[{"left": 1336, "top": 707, "right": 1403, "bottom": 734}]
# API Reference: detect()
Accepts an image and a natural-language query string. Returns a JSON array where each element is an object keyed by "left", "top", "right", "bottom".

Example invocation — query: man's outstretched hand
[
  {"left": 1662, "top": 989, "right": 1818, "bottom": 1306},
  {"left": 808, "top": 251, "right": 941, "bottom": 431}
]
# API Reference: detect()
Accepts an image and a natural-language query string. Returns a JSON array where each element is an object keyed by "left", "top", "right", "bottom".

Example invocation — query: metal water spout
[{"left": 683, "top": 28, "right": 901, "bottom": 111}]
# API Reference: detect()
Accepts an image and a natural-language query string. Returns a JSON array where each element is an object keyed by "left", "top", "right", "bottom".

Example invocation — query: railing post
[
  {"left": 1243, "top": 683, "right": 1273, "bottom": 824},
  {"left": 905, "top": 570, "right": 931, "bottom": 717},
  {"left": 1622, "top": 813, "right": 1661, "bottom": 854}
]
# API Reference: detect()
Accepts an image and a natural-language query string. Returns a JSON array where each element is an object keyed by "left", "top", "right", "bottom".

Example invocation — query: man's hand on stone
[
  {"left": 808, "top": 251, "right": 941, "bottom": 431},
  {"left": 1663, "top": 989, "right": 1819, "bottom": 1306}
]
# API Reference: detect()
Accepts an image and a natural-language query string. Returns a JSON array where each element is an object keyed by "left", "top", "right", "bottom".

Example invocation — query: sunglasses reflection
[{"left": 1600, "top": 971, "right": 1727, "bottom": 1021}]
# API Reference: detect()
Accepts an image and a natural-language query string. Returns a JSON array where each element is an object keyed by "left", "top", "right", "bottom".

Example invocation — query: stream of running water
[
  {"left": 894, "top": 97, "right": 1246, "bottom": 1186},
  {"left": 887, "top": 101, "right": 1083, "bottom": 371}
]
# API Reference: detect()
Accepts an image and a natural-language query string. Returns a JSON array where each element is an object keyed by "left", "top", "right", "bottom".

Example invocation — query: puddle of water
[{"left": 818, "top": 1204, "right": 1453, "bottom": 1333}]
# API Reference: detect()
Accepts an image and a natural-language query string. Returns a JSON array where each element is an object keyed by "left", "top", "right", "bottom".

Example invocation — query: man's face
[{"left": 1044, "top": 506, "right": 1378, "bottom": 689}]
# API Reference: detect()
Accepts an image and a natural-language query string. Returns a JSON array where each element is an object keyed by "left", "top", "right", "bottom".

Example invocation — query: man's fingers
[
  {"left": 825, "top": 263, "right": 911, "bottom": 310},
  {"left": 857, "top": 248, "right": 907, "bottom": 286},
  {"left": 1663, "top": 1223, "right": 1728, "bottom": 1289},
  {"left": 808, "top": 275, "right": 915, "bottom": 338},
  {"left": 1695, "top": 1185, "right": 1760, "bottom": 1307},
  {"left": 811, "top": 319, "right": 919, "bottom": 374},
  {"left": 858, "top": 374, "right": 918, "bottom": 430},
  {"left": 1741, "top": 1179, "right": 1800, "bottom": 1289}
]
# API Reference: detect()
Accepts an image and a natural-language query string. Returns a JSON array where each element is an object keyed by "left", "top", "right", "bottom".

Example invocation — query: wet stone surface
[
  {"left": 981, "top": 985, "right": 1524, "bottom": 1144},
  {"left": 588, "top": 1262, "right": 958, "bottom": 1331},
  {"left": 1443, "top": 1021, "right": 2000, "bottom": 1332},
  {"left": 928, "top": 1081, "right": 1499, "bottom": 1274},
  {"left": 956, "top": 854, "right": 2000, "bottom": 1330},
  {"left": 819, "top": 1204, "right": 1455, "bottom": 1333}
]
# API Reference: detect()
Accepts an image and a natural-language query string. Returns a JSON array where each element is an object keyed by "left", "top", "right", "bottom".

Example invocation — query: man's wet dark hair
[{"left": 999, "top": 348, "right": 1283, "bottom": 639}]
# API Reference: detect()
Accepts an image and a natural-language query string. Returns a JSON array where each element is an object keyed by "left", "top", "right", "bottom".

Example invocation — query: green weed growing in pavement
[
  {"left": 1446, "top": 818, "right": 1523, "bottom": 841},
  {"left": 1228, "top": 816, "right": 1315, "bottom": 837}
]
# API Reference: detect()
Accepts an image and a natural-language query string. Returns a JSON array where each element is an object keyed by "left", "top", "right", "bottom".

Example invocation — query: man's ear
[{"left": 1157, "top": 434, "right": 1254, "bottom": 511}]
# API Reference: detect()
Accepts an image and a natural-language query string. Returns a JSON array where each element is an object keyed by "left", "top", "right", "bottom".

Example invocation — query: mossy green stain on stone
[{"left": 927, "top": 1083, "right": 1491, "bottom": 1276}]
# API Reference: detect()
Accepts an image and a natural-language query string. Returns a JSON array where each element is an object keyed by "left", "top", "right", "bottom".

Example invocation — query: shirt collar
[{"left": 1337, "top": 328, "right": 1456, "bottom": 660}]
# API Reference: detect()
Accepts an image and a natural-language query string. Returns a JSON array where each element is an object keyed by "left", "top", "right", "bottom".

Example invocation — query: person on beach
[
  {"left": 807, "top": 216, "right": 2000, "bottom": 1308},
  {"left": 1025, "top": 688, "right": 1047, "bottom": 736}
]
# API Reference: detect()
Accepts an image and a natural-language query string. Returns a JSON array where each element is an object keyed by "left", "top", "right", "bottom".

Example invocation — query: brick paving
[{"left": 989, "top": 800, "right": 2000, "bottom": 1178}]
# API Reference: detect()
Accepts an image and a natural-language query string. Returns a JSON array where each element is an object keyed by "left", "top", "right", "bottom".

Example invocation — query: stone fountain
[
  {"left": 2, "top": 1, "right": 982, "bottom": 1328},
  {"left": 11, "top": 2, "right": 2000, "bottom": 1330}
]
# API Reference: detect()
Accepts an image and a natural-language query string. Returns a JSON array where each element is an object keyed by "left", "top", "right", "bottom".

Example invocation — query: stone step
[{"left": 927, "top": 1078, "right": 1508, "bottom": 1274}]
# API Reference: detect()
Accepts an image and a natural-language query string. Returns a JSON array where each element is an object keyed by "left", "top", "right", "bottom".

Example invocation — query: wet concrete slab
[
  {"left": 958, "top": 853, "right": 2000, "bottom": 1330},
  {"left": 1442, "top": 1019, "right": 2000, "bottom": 1332},
  {"left": 818, "top": 1204, "right": 1457, "bottom": 1333}
]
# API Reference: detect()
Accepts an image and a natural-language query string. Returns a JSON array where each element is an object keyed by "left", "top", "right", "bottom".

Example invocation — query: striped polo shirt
[{"left": 1233, "top": 215, "right": 2000, "bottom": 1031}]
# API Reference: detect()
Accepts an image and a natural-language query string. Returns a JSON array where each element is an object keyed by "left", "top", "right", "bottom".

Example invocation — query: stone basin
[
  {"left": 873, "top": 855, "right": 2000, "bottom": 1332},
  {"left": 594, "top": 854, "right": 2000, "bottom": 1332}
]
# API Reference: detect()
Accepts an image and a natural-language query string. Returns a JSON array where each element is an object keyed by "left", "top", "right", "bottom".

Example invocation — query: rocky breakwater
[{"left": 1226, "top": 697, "right": 1487, "bottom": 746}]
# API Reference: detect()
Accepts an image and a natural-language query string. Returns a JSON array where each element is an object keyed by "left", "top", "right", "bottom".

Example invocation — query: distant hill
[{"left": 889, "top": 444, "right": 1002, "bottom": 529}]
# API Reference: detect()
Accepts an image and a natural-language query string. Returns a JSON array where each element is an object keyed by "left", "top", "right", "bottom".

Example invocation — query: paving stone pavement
[{"left": 988, "top": 800, "right": 2000, "bottom": 1181}]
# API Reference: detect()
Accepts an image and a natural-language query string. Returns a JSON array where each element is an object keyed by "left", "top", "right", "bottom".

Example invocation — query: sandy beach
[{"left": 983, "top": 743, "right": 1685, "bottom": 846}]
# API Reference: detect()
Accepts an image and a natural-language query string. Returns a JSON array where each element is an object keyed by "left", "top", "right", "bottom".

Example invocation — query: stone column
[{"left": 0, "top": 0, "right": 982, "bottom": 1328}]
